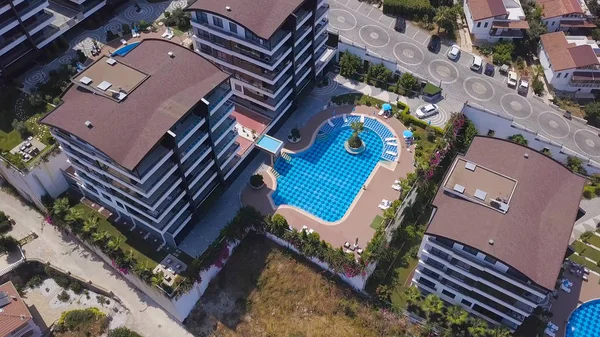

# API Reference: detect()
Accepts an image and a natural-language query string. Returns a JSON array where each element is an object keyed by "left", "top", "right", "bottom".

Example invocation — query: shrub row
[
  {"left": 396, "top": 102, "right": 444, "bottom": 135},
  {"left": 383, "top": 0, "right": 434, "bottom": 18}
]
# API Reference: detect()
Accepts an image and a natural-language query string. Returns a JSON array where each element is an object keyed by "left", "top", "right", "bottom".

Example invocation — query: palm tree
[
  {"left": 348, "top": 121, "right": 365, "bottom": 149},
  {"left": 433, "top": 6, "right": 459, "bottom": 33},
  {"left": 422, "top": 294, "right": 444, "bottom": 320},
  {"left": 91, "top": 230, "right": 109, "bottom": 245},
  {"left": 350, "top": 121, "right": 364, "bottom": 134},
  {"left": 82, "top": 216, "right": 99, "bottom": 234},
  {"left": 508, "top": 133, "right": 528, "bottom": 146},
  {"left": 151, "top": 271, "right": 165, "bottom": 288},
  {"left": 489, "top": 327, "right": 511, "bottom": 337},
  {"left": 467, "top": 318, "right": 489, "bottom": 337},
  {"left": 65, "top": 208, "right": 84, "bottom": 223},
  {"left": 446, "top": 305, "right": 469, "bottom": 330},
  {"left": 52, "top": 198, "right": 70, "bottom": 217},
  {"left": 107, "top": 236, "right": 123, "bottom": 252}
]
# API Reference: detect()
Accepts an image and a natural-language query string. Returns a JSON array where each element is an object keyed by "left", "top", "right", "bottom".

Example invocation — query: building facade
[
  {"left": 41, "top": 39, "right": 239, "bottom": 247},
  {"left": 412, "top": 137, "right": 585, "bottom": 331},
  {"left": 463, "top": 0, "right": 528, "bottom": 44},
  {"left": 187, "top": 0, "right": 335, "bottom": 122},
  {"left": 536, "top": 0, "right": 595, "bottom": 33},
  {"left": 0, "top": 281, "right": 41, "bottom": 337},
  {"left": 539, "top": 31, "right": 600, "bottom": 97},
  {"left": 0, "top": 0, "right": 106, "bottom": 79}
]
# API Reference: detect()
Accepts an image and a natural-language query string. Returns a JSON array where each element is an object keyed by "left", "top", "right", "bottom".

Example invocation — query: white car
[
  {"left": 416, "top": 104, "right": 439, "bottom": 119},
  {"left": 470, "top": 56, "right": 482, "bottom": 72},
  {"left": 447, "top": 44, "right": 460, "bottom": 60},
  {"left": 507, "top": 71, "right": 518, "bottom": 88}
]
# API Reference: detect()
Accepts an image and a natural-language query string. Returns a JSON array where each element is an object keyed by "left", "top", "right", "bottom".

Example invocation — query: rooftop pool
[
  {"left": 566, "top": 299, "right": 600, "bottom": 337},
  {"left": 271, "top": 115, "right": 396, "bottom": 222}
]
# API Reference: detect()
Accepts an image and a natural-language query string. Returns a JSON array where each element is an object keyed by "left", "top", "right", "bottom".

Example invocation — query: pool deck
[
  {"left": 241, "top": 104, "right": 414, "bottom": 249},
  {"left": 550, "top": 271, "right": 600, "bottom": 336}
]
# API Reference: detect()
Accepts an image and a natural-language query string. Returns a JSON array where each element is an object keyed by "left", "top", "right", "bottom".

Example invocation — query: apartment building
[
  {"left": 186, "top": 0, "right": 335, "bottom": 122},
  {"left": 463, "top": 0, "right": 528, "bottom": 44},
  {"left": 539, "top": 31, "right": 600, "bottom": 97},
  {"left": 536, "top": 0, "right": 595, "bottom": 33},
  {"left": 412, "top": 136, "right": 585, "bottom": 331},
  {"left": 0, "top": 281, "right": 41, "bottom": 337},
  {"left": 41, "top": 39, "right": 239, "bottom": 247},
  {"left": 0, "top": 0, "right": 106, "bottom": 78}
]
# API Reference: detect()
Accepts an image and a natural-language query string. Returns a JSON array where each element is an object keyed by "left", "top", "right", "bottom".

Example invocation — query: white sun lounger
[
  {"left": 385, "top": 137, "right": 395, "bottom": 142},
  {"left": 360, "top": 115, "right": 365, "bottom": 122},
  {"left": 547, "top": 322, "right": 559, "bottom": 331},
  {"left": 544, "top": 328, "right": 556, "bottom": 337},
  {"left": 162, "top": 30, "right": 169, "bottom": 38},
  {"left": 378, "top": 109, "right": 384, "bottom": 116},
  {"left": 327, "top": 119, "right": 334, "bottom": 127},
  {"left": 120, "top": 39, "right": 127, "bottom": 45},
  {"left": 308, "top": 229, "right": 314, "bottom": 234},
  {"left": 378, "top": 199, "right": 392, "bottom": 210},
  {"left": 392, "top": 183, "right": 402, "bottom": 191},
  {"left": 387, "top": 141, "right": 398, "bottom": 146},
  {"left": 165, "top": 31, "right": 173, "bottom": 40},
  {"left": 302, "top": 225, "right": 308, "bottom": 231},
  {"left": 386, "top": 150, "right": 398, "bottom": 156},
  {"left": 560, "top": 284, "right": 571, "bottom": 293},
  {"left": 343, "top": 114, "right": 348, "bottom": 122}
]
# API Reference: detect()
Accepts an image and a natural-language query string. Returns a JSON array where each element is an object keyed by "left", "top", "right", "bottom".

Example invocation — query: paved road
[
  {"left": 0, "top": 190, "right": 194, "bottom": 337},
  {"left": 329, "top": 0, "right": 600, "bottom": 160}
]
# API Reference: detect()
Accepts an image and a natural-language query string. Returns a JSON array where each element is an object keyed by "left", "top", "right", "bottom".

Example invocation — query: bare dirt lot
[{"left": 184, "top": 235, "right": 418, "bottom": 337}]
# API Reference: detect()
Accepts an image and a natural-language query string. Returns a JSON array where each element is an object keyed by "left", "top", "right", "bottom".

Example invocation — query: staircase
[
  {"left": 281, "top": 152, "right": 292, "bottom": 162},
  {"left": 269, "top": 167, "right": 280, "bottom": 178}
]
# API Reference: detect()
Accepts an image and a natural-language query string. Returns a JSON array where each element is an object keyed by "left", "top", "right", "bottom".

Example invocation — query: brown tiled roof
[
  {"left": 187, "top": 0, "right": 305, "bottom": 40},
  {"left": 491, "top": 20, "right": 530, "bottom": 29},
  {"left": 467, "top": 0, "right": 507, "bottom": 21},
  {"left": 426, "top": 137, "right": 585, "bottom": 290},
  {"left": 536, "top": 0, "right": 583, "bottom": 18},
  {"left": 540, "top": 32, "right": 600, "bottom": 71},
  {"left": 41, "top": 39, "right": 230, "bottom": 171},
  {"left": 0, "top": 282, "right": 33, "bottom": 337}
]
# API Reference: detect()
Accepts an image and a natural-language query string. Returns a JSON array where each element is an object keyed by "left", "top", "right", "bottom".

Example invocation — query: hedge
[
  {"left": 396, "top": 102, "right": 444, "bottom": 135},
  {"left": 383, "top": 0, "right": 434, "bottom": 17}
]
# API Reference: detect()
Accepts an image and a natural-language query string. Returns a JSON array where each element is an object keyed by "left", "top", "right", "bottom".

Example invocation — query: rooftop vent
[
  {"left": 168, "top": 51, "right": 174, "bottom": 58},
  {"left": 524, "top": 153, "right": 529, "bottom": 158},
  {"left": 465, "top": 161, "right": 476, "bottom": 171},
  {"left": 453, "top": 184, "right": 465, "bottom": 194},
  {"left": 20, "top": 314, "right": 26, "bottom": 320},
  {"left": 225, "top": 5, "right": 231, "bottom": 11},
  {"left": 97, "top": 81, "right": 112, "bottom": 91},
  {"left": 106, "top": 58, "right": 117, "bottom": 65},
  {"left": 85, "top": 121, "right": 93, "bottom": 128},
  {"left": 474, "top": 189, "right": 487, "bottom": 201},
  {"left": 488, "top": 239, "right": 494, "bottom": 246},
  {"left": 79, "top": 76, "right": 92, "bottom": 85}
]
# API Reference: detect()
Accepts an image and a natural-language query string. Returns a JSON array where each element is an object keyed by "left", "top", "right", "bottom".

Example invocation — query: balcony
[
  {"left": 192, "top": 172, "right": 219, "bottom": 202},
  {"left": 234, "top": 71, "right": 293, "bottom": 97},
  {"left": 166, "top": 209, "right": 192, "bottom": 235},
  {"left": 0, "top": 30, "right": 27, "bottom": 56},
  {"left": 31, "top": 24, "right": 59, "bottom": 48},
  {"left": 232, "top": 41, "right": 292, "bottom": 70},
  {"left": 218, "top": 142, "right": 240, "bottom": 168},
  {"left": 173, "top": 115, "right": 206, "bottom": 146},
  {"left": 182, "top": 146, "right": 212, "bottom": 175},
  {"left": 314, "top": 31, "right": 328, "bottom": 51},
  {"left": 22, "top": 9, "right": 53, "bottom": 35},
  {"left": 212, "top": 119, "right": 236, "bottom": 145},
  {"left": 223, "top": 154, "right": 242, "bottom": 180},
  {"left": 215, "top": 133, "right": 238, "bottom": 159},
  {"left": 16, "top": 0, "right": 48, "bottom": 20},
  {"left": 207, "top": 88, "right": 233, "bottom": 115},
  {"left": 244, "top": 85, "right": 293, "bottom": 110},
  {"left": 489, "top": 28, "right": 523, "bottom": 38},
  {"left": 153, "top": 199, "right": 188, "bottom": 230},
  {"left": 295, "top": 24, "right": 312, "bottom": 47},
  {"left": 317, "top": 0, "right": 327, "bottom": 9},
  {"left": 135, "top": 145, "right": 172, "bottom": 177},
  {"left": 0, "top": 39, "right": 32, "bottom": 67},
  {"left": 0, "top": 13, "right": 19, "bottom": 35},
  {"left": 190, "top": 170, "right": 218, "bottom": 199},
  {"left": 315, "top": 4, "right": 329, "bottom": 26},
  {"left": 210, "top": 102, "right": 234, "bottom": 131},
  {"left": 295, "top": 8, "right": 312, "bottom": 30},
  {"left": 294, "top": 36, "right": 312, "bottom": 61},
  {"left": 181, "top": 132, "right": 210, "bottom": 162}
]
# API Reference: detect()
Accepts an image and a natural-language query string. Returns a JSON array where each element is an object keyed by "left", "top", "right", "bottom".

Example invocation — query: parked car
[
  {"left": 428, "top": 35, "right": 441, "bottom": 53},
  {"left": 484, "top": 63, "right": 495, "bottom": 76},
  {"left": 447, "top": 44, "right": 460, "bottom": 60},
  {"left": 470, "top": 56, "right": 482, "bottom": 72},
  {"left": 394, "top": 18, "right": 406, "bottom": 33},
  {"left": 416, "top": 104, "right": 439, "bottom": 119},
  {"left": 518, "top": 77, "right": 530, "bottom": 96},
  {"left": 507, "top": 71, "right": 518, "bottom": 88}
]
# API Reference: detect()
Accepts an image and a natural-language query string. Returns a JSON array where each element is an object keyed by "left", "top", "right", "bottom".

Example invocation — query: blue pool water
[
  {"left": 566, "top": 299, "right": 600, "bottom": 337},
  {"left": 257, "top": 135, "right": 283, "bottom": 154},
  {"left": 272, "top": 124, "right": 385, "bottom": 222},
  {"left": 111, "top": 42, "right": 141, "bottom": 57}
]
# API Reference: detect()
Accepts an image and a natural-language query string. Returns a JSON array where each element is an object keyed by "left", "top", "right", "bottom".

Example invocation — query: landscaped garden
[{"left": 569, "top": 231, "right": 600, "bottom": 273}]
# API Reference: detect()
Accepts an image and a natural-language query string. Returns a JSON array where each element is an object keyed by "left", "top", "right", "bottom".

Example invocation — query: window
[
  {"left": 213, "top": 16, "right": 223, "bottom": 28},
  {"left": 199, "top": 12, "right": 208, "bottom": 23},
  {"left": 462, "top": 245, "right": 479, "bottom": 256},
  {"left": 477, "top": 22, "right": 481, "bottom": 28},
  {"left": 116, "top": 201, "right": 125, "bottom": 209},
  {"left": 442, "top": 289, "right": 456, "bottom": 299},
  {"left": 484, "top": 255, "right": 498, "bottom": 264},
  {"left": 234, "top": 84, "right": 242, "bottom": 92},
  {"left": 419, "top": 277, "right": 437, "bottom": 289},
  {"left": 215, "top": 50, "right": 227, "bottom": 60},
  {"left": 557, "top": 72, "right": 562, "bottom": 78},
  {"left": 229, "top": 22, "right": 238, "bottom": 33},
  {"left": 551, "top": 21, "right": 555, "bottom": 26},
  {"left": 484, "top": 22, "right": 488, "bottom": 28},
  {"left": 461, "top": 299, "right": 473, "bottom": 307}
]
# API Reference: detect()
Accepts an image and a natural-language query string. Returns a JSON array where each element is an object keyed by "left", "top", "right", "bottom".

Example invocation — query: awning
[
  {"left": 403, "top": 130, "right": 413, "bottom": 138},
  {"left": 491, "top": 21, "right": 530, "bottom": 29},
  {"left": 560, "top": 20, "right": 596, "bottom": 28},
  {"left": 382, "top": 103, "right": 392, "bottom": 111}
]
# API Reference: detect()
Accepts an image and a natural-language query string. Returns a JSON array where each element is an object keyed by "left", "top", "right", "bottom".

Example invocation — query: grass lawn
[
  {"left": 185, "top": 235, "right": 417, "bottom": 337},
  {"left": 172, "top": 27, "right": 186, "bottom": 36},
  {"left": 568, "top": 253, "right": 600, "bottom": 274},
  {"left": 370, "top": 215, "right": 384, "bottom": 230},
  {"left": 389, "top": 256, "right": 419, "bottom": 309},
  {"left": 571, "top": 240, "right": 600, "bottom": 262},
  {"left": 557, "top": 99, "right": 586, "bottom": 119},
  {"left": 584, "top": 233, "right": 600, "bottom": 248}
]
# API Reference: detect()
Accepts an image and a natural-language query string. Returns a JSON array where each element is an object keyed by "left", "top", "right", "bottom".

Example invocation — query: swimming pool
[
  {"left": 566, "top": 299, "right": 600, "bottom": 337},
  {"left": 271, "top": 116, "right": 394, "bottom": 222},
  {"left": 111, "top": 42, "right": 141, "bottom": 57}
]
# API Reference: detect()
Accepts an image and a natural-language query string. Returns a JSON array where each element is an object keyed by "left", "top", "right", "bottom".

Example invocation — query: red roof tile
[{"left": 0, "top": 282, "right": 33, "bottom": 337}]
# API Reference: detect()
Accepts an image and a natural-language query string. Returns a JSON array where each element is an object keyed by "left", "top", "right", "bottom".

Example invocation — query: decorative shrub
[
  {"left": 383, "top": 0, "right": 434, "bottom": 18},
  {"left": 57, "top": 290, "right": 70, "bottom": 302},
  {"left": 339, "top": 52, "right": 362, "bottom": 78},
  {"left": 290, "top": 128, "right": 301, "bottom": 140},
  {"left": 250, "top": 174, "right": 264, "bottom": 188},
  {"left": 108, "top": 327, "right": 143, "bottom": 337},
  {"left": 0, "top": 235, "right": 18, "bottom": 254}
]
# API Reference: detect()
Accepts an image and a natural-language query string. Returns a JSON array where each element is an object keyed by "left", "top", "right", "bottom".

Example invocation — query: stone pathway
[{"left": 571, "top": 198, "right": 600, "bottom": 243}]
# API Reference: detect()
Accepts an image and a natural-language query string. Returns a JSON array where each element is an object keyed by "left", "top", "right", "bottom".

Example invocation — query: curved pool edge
[{"left": 565, "top": 298, "right": 600, "bottom": 337}]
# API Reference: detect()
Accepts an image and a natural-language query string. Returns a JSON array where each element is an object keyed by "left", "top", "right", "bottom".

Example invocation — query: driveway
[
  {"left": 0, "top": 190, "right": 193, "bottom": 337},
  {"left": 330, "top": 0, "right": 600, "bottom": 160}
]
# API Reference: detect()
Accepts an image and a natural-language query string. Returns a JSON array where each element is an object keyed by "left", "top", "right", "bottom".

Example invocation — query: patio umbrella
[
  {"left": 403, "top": 130, "right": 413, "bottom": 138},
  {"left": 382, "top": 103, "right": 392, "bottom": 111}
]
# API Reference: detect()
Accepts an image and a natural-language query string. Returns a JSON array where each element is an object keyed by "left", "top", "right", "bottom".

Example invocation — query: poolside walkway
[
  {"left": 550, "top": 271, "right": 600, "bottom": 336},
  {"left": 241, "top": 104, "right": 415, "bottom": 249}
]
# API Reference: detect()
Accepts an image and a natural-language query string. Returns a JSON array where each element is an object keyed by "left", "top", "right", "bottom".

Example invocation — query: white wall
[
  {"left": 461, "top": 103, "right": 600, "bottom": 174},
  {"left": 543, "top": 18, "right": 562, "bottom": 32},
  {"left": 0, "top": 151, "right": 70, "bottom": 210},
  {"left": 191, "top": 11, "right": 248, "bottom": 40}
]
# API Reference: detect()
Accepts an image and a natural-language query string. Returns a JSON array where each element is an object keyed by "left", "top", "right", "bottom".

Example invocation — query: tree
[
  {"left": 467, "top": 318, "right": 489, "bottom": 337},
  {"left": 11, "top": 119, "right": 30, "bottom": 138},
  {"left": 91, "top": 230, "right": 110, "bottom": 245},
  {"left": 163, "top": 8, "right": 191, "bottom": 31},
  {"left": 422, "top": 294, "right": 444, "bottom": 320},
  {"left": 433, "top": 5, "right": 460, "bottom": 33},
  {"left": 489, "top": 327, "right": 512, "bottom": 337},
  {"left": 367, "top": 63, "right": 391, "bottom": 87},
  {"left": 592, "top": 28, "right": 600, "bottom": 42},
  {"left": 405, "top": 286, "right": 422, "bottom": 306},
  {"left": 53, "top": 198, "right": 70, "bottom": 218},
  {"left": 107, "top": 236, "right": 123, "bottom": 252},
  {"left": 82, "top": 216, "right": 99, "bottom": 235},
  {"left": 347, "top": 121, "right": 364, "bottom": 149},
  {"left": 108, "top": 327, "right": 143, "bottom": 337},
  {"left": 508, "top": 134, "right": 528, "bottom": 146},
  {"left": 398, "top": 73, "right": 419, "bottom": 96},
  {"left": 151, "top": 271, "right": 164, "bottom": 288},
  {"left": 584, "top": 101, "right": 600, "bottom": 125},
  {"left": 492, "top": 41, "right": 515, "bottom": 65},
  {"left": 0, "top": 235, "right": 19, "bottom": 254},
  {"left": 532, "top": 78, "right": 545, "bottom": 96},
  {"left": 521, "top": 0, "right": 547, "bottom": 53},
  {"left": 65, "top": 208, "right": 84, "bottom": 223},
  {"left": 566, "top": 156, "right": 587, "bottom": 175},
  {"left": 339, "top": 52, "right": 362, "bottom": 78},
  {"left": 446, "top": 305, "right": 469, "bottom": 329}
]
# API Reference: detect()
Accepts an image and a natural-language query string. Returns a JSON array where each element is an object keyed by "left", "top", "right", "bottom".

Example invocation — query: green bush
[
  {"left": 339, "top": 52, "right": 362, "bottom": 78},
  {"left": 397, "top": 73, "right": 420, "bottom": 97},
  {"left": 109, "top": 327, "right": 143, "bottom": 337},
  {"left": 249, "top": 174, "right": 264, "bottom": 188},
  {"left": 396, "top": 102, "right": 444, "bottom": 134},
  {"left": 122, "top": 24, "right": 131, "bottom": 33},
  {"left": 56, "top": 308, "right": 106, "bottom": 332},
  {"left": 383, "top": 0, "right": 434, "bottom": 18},
  {"left": 0, "top": 235, "right": 18, "bottom": 254},
  {"left": 57, "top": 290, "right": 70, "bottom": 302},
  {"left": 583, "top": 186, "right": 595, "bottom": 199},
  {"left": 26, "top": 275, "right": 45, "bottom": 289},
  {"left": 69, "top": 280, "right": 84, "bottom": 294},
  {"left": 567, "top": 156, "right": 587, "bottom": 175},
  {"left": 532, "top": 78, "right": 545, "bottom": 96},
  {"left": 367, "top": 63, "right": 392, "bottom": 88},
  {"left": 163, "top": 8, "right": 191, "bottom": 31},
  {"left": 492, "top": 41, "right": 515, "bottom": 65},
  {"left": 508, "top": 134, "right": 528, "bottom": 146}
]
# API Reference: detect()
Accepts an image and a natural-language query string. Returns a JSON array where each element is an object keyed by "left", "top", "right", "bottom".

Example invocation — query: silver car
[
  {"left": 416, "top": 104, "right": 439, "bottom": 119},
  {"left": 447, "top": 44, "right": 460, "bottom": 60}
]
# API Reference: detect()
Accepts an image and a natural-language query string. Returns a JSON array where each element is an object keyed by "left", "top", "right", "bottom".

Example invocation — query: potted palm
[
  {"left": 287, "top": 127, "right": 301, "bottom": 143},
  {"left": 345, "top": 121, "right": 366, "bottom": 154},
  {"left": 249, "top": 174, "right": 264, "bottom": 189}
]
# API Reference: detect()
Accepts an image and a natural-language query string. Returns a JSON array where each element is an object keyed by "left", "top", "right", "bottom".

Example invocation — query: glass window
[
  {"left": 199, "top": 12, "right": 208, "bottom": 23},
  {"left": 442, "top": 289, "right": 456, "bottom": 299},
  {"left": 484, "top": 255, "right": 497, "bottom": 264},
  {"left": 477, "top": 22, "right": 481, "bottom": 28},
  {"left": 557, "top": 72, "right": 562, "bottom": 78},
  {"left": 462, "top": 245, "right": 479, "bottom": 256},
  {"left": 213, "top": 16, "right": 223, "bottom": 28},
  {"left": 229, "top": 22, "right": 238, "bottom": 33},
  {"left": 461, "top": 299, "right": 472, "bottom": 307},
  {"left": 484, "top": 22, "right": 488, "bottom": 28}
]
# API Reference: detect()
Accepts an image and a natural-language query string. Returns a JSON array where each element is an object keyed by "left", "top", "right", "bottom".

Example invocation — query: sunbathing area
[{"left": 241, "top": 104, "right": 415, "bottom": 250}]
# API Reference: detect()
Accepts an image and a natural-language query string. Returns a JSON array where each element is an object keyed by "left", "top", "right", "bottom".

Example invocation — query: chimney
[
  {"left": 524, "top": 153, "right": 529, "bottom": 159},
  {"left": 168, "top": 51, "right": 174, "bottom": 58},
  {"left": 225, "top": 5, "right": 231, "bottom": 11},
  {"left": 85, "top": 121, "right": 93, "bottom": 129}
]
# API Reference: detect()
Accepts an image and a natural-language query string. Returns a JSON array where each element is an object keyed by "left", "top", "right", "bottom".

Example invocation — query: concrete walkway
[
  {"left": 0, "top": 190, "right": 193, "bottom": 337},
  {"left": 571, "top": 198, "right": 600, "bottom": 243}
]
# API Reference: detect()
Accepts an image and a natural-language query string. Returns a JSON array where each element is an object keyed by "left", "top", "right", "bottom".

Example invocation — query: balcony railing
[
  {"left": 16, "top": 0, "right": 46, "bottom": 18},
  {"left": 22, "top": 10, "right": 53, "bottom": 33},
  {"left": 489, "top": 29, "right": 523, "bottom": 37},
  {"left": 295, "top": 8, "right": 312, "bottom": 29},
  {"left": 0, "top": 39, "right": 32, "bottom": 66},
  {"left": 0, "top": 30, "right": 25, "bottom": 50},
  {"left": 315, "top": 4, "right": 329, "bottom": 24}
]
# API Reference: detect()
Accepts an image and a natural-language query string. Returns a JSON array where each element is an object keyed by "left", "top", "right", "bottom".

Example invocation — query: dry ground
[{"left": 185, "top": 235, "right": 418, "bottom": 337}]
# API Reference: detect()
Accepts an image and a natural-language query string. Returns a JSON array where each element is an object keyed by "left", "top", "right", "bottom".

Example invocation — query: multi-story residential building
[
  {"left": 412, "top": 136, "right": 585, "bottom": 331},
  {"left": 539, "top": 31, "right": 600, "bottom": 98},
  {"left": 536, "top": 0, "right": 595, "bottom": 33},
  {"left": 0, "top": 0, "right": 107, "bottom": 78},
  {"left": 0, "top": 281, "right": 41, "bottom": 337},
  {"left": 186, "top": 0, "right": 335, "bottom": 122},
  {"left": 463, "top": 0, "right": 528, "bottom": 44},
  {"left": 41, "top": 39, "right": 240, "bottom": 247}
]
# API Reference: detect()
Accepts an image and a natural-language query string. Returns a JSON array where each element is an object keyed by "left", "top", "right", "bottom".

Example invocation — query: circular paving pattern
[
  {"left": 463, "top": 77, "right": 495, "bottom": 102},
  {"left": 500, "top": 93, "right": 532, "bottom": 119},
  {"left": 328, "top": 9, "right": 357, "bottom": 31},
  {"left": 24, "top": 69, "right": 47, "bottom": 87},
  {"left": 74, "top": 32, "right": 104, "bottom": 52},
  {"left": 538, "top": 111, "right": 570, "bottom": 138},
  {"left": 167, "top": 0, "right": 186, "bottom": 10},
  {"left": 574, "top": 129, "right": 600, "bottom": 157},
  {"left": 121, "top": 3, "right": 154, "bottom": 21},
  {"left": 428, "top": 59, "right": 459, "bottom": 84},
  {"left": 393, "top": 42, "right": 424, "bottom": 66},
  {"left": 58, "top": 52, "right": 74, "bottom": 65},
  {"left": 156, "top": 3, "right": 169, "bottom": 15},
  {"left": 104, "top": 20, "right": 123, "bottom": 34},
  {"left": 358, "top": 25, "right": 390, "bottom": 48},
  {"left": 418, "top": 106, "right": 450, "bottom": 127},
  {"left": 312, "top": 73, "right": 338, "bottom": 96}
]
